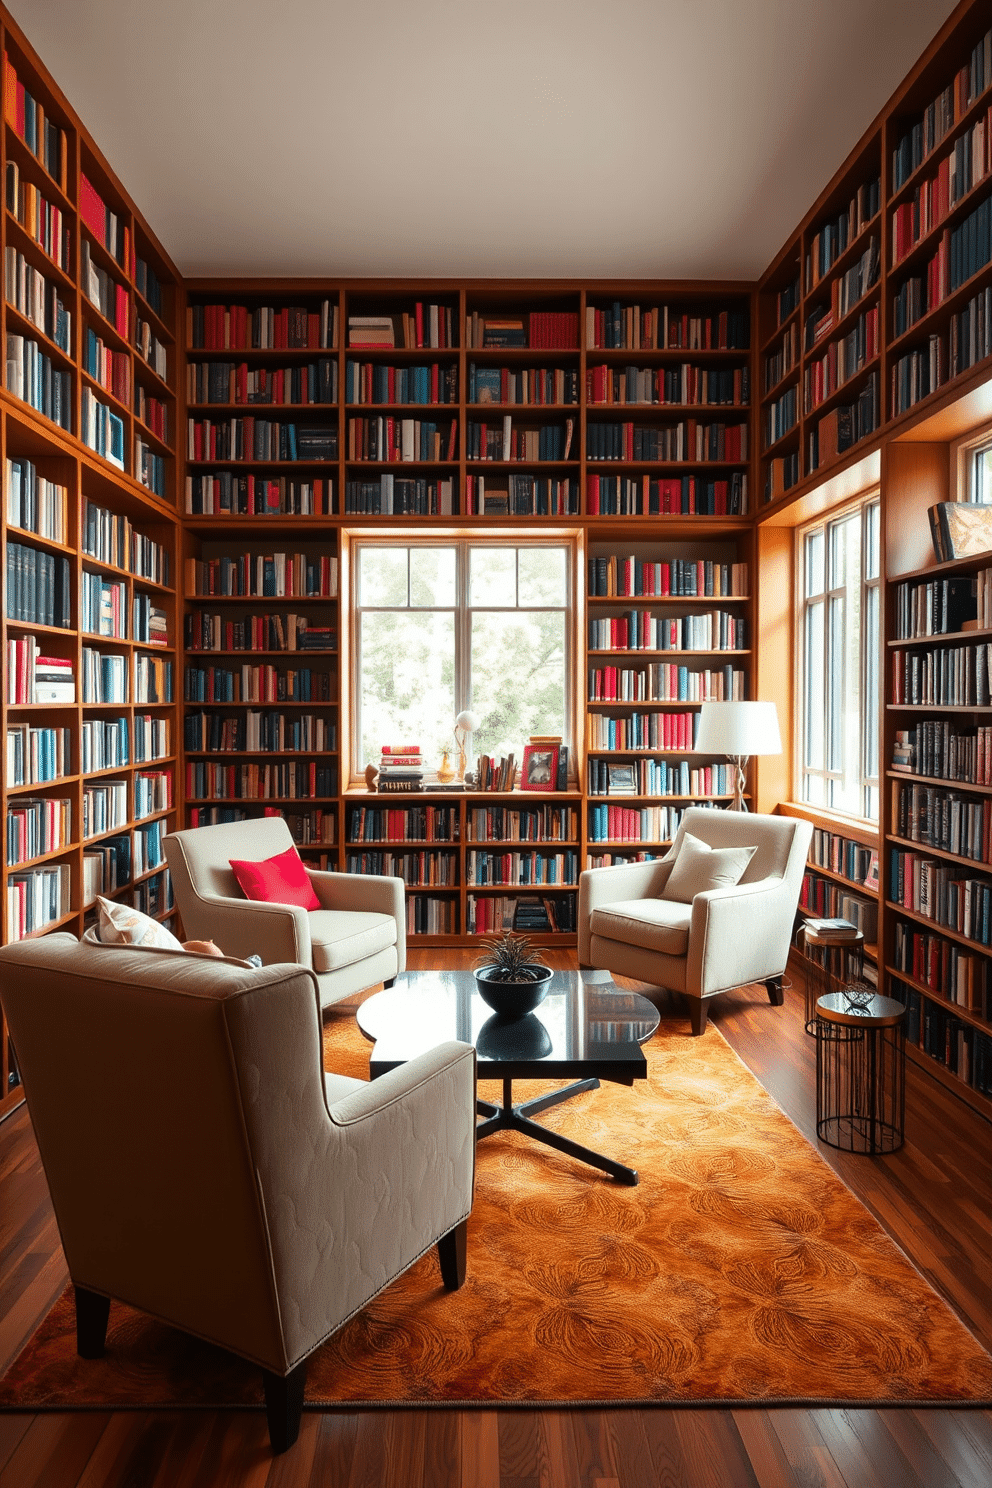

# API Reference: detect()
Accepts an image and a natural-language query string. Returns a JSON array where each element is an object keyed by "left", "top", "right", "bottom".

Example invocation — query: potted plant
[{"left": 474, "top": 930, "right": 553, "bottom": 1018}]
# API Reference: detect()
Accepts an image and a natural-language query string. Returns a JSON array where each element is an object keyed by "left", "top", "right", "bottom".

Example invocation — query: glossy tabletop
[{"left": 357, "top": 967, "right": 660, "bottom": 1085}]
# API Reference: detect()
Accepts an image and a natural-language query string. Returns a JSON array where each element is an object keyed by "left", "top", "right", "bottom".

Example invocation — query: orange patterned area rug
[{"left": 3, "top": 1013, "right": 992, "bottom": 1409}]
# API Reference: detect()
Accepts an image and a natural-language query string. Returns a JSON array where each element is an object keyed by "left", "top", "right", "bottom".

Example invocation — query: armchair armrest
[
  {"left": 184, "top": 892, "right": 312, "bottom": 965},
  {"left": 687, "top": 876, "right": 795, "bottom": 997},
  {"left": 578, "top": 859, "right": 672, "bottom": 961},
  {"left": 307, "top": 869, "right": 406, "bottom": 974}
]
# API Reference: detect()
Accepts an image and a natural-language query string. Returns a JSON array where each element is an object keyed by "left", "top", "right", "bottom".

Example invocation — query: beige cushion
[
  {"left": 82, "top": 925, "right": 255, "bottom": 969},
  {"left": 95, "top": 896, "right": 184, "bottom": 951},
  {"left": 660, "top": 832, "right": 756, "bottom": 904},
  {"left": 590, "top": 898, "right": 692, "bottom": 956},
  {"left": 310, "top": 909, "right": 398, "bottom": 974}
]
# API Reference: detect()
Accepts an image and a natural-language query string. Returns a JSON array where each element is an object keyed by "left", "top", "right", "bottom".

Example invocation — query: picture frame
[
  {"left": 607, "top": 763, "right": 637, "bottom": 794},
  {"left": 521, "top": 743, "right": 558, "bottom": 792}
]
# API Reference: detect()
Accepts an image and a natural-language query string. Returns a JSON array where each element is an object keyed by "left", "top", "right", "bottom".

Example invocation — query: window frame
[
  {"left": 952, "top": 419, "right": 992, "bottom": 505},
  {"left": 795, "top": 491, "right": 880, "bottom": 822},
  {"left": 347, "top": 529, "right": 579, "bottom": 786}
]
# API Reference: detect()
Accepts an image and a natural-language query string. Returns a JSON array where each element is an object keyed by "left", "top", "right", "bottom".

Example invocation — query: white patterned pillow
[{"left": 95, "top": 896, "right": 184, "bottom": 951}]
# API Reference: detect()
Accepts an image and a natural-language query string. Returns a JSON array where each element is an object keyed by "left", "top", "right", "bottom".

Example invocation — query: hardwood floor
[{"left": 1, "top": 947, "right": 991, "bottom": 1487}]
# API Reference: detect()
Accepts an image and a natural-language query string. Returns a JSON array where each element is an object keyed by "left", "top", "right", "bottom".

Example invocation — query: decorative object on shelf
[
  {"left": 521, "top": 743, "right": 559, "bottom": 793},
  {"left": 453, "top": 710, "right": 482, "bottom": 781},
  {"left": 474, "top": 930, "right": 552, "bottom": 1017},
  {"left": 694, "top": 700, "right": 782, "bottom": 811},
  {"left": 436, "top": 752, "right": 456, "bottom": 786}
]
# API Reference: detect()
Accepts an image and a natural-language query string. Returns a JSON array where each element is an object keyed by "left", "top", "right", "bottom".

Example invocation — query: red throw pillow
[{"left": 229, "top": 845, "right": 321, "bottom": 911}]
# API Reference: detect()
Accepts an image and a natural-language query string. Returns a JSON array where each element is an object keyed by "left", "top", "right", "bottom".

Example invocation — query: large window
[
  {"left": 798, "top": 496, "right": 880, "bottom": 819},
  {"left": 352, "top": 539, "right": 573, "bottom": 774},
  {"left": 968, "top": 432, "right": 992, "bottom": 504}
]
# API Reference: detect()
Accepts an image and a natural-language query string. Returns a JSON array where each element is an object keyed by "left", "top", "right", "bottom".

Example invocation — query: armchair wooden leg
[
  {"left": 262, "top": 1361, "right": 307, "bottom": 1454},
  {"left": 765, "top": 977, "right": 785, "bottom": 1006},
  {"left": 437, "top": 1219, "right": 468, "bottom": 1291},
  {"left": 74, "top": 1285, "right": 110, "bottom": 1358},
  {"left": 383, "top": 977, "right": 395, "bottom": 988},
  {"left": 688, "top": 999, "right": 708, "bottom": 1037}
]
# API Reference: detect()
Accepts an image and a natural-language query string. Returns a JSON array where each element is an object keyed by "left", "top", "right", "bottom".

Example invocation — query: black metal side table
[
  {"left": 798, "top": 922, "right": 866, "bottom": 1034},
  {"left": 815, "top": 991, "right": 906, "bottom": 1155}
]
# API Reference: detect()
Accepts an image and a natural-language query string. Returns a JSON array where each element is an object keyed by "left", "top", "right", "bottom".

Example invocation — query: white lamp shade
[
  {"left": 695, "top": 700, "right": 782, "bottom": 756},
  {"left": 455, "top": 710, "right": 481, "bottom": 732}
]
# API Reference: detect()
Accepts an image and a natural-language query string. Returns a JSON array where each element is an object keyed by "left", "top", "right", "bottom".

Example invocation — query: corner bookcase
[{"left": 0, "top": 9, "right": 182, "bottom": 1115}]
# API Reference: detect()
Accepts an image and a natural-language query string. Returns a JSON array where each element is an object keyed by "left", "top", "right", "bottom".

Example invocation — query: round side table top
[
  {"left": 801, "top": 925, "right": 865, "bottom": 951},
  {"left": 815, "top": 991, "right": 905, "bottom": 1028}
]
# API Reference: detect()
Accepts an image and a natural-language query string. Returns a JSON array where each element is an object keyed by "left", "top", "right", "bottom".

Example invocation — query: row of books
[
  {"left": 81, "top": 387, "right": 124, "bottom": 469},
  {"left": 892, "top": 779, "right": 992, "bottom": 864},
  {"left": 803, "top": 304, "right": 879, "bottom": 414},
  {"left": 80, "top": 716, "right": 130, "bottom": 773},
  {"left": 80, "top": 572, "right": 126, "bottom": 638},
  {"left": 808, "top": 829, "right": 876, "bottom": 885},
  {"left": 893, "top": 575, "right": 977, "bottom": 640},
  {"left": 586, "top": 472, "right": 748, "bottom": 516},
  {"left": 775, "top": 276, "right": 801, "bottom": 329},
  {"left": 5, "top": 247, "right": 71, "bottom": 352},
  {"left": 892, "top": 925, "right": 989, "bottom": 1015},
  {"left": 346, "top": 361, "right": 456, "bottom": 406},
  {"left": 82, "top": 240, "right": 129, "bottom": 339},
  {"left": 891, "top": 24, "right": 992, "bottom": 189},
  {"left": 891, "top": 641, "right": 992, "bottom": 706},
  {"left": 799, "top": 873, "right": 879, "bottom": 939},
  {"left": 346, "top": 805, "right": 460, "bottom": 842},
  {"left": 185, "top": 762, "right": 337, "bottom": 801},
  {"left": 135, "top": 388, "right": 168, "bottom": 442},
  {"left": 6, "top": 723, "right": 70, "bottom": 785},
  {"left": 587, "top": 800, "right": 715, "bottom": 840},
  {"left": 185, "top": 552, "right": 338, "bottom": 598},
  {"left": 587, "top": 556, "right": 748, "bottom": 598},
  {"left": 808, "top": 372, "right": 879, "bottom": 471},
  {"left": 5, "top": 456, "right": 67, "bottom": 542},
  {"left": 900, "top": 986, "right": 992, "bottom": 1096},
  {"left": 892, "top": 114, "right": 992, "bottom": 266},
  {"left": 586, "top": 419, "right": 748, "bottom": 464},
  {"left": 6, "top": 795, "right": 71, "bottom": 865},
  {"left": 586, "top": 663, "right": 746, "bottom": 703},
  {"left": 347, "top": 416, "right": 457, "bottom": 463},
  {"left": 345, "top": 851, "right": 457, "bottom": 886},
  {"left": 189, "top": 302, "right": 338, "bottom": 351},
  {"left": 131, "top": 871, "right": 174, "bottom": 919},
  {"left": 764, "top": 322, "right": 799, "bottom": 393},
  {"left": 463, "top": 474, "right": 578, "bottom": 517},
  {"left": 133, "top": 593, "right": 169, "bottom": 647},
  {"left": 586, "top": 610, "right": 746, "bottom": 653},
  {"left": 135, "top": 318, "right": 167, "bottom": 381},
  {"left": 133, "top": 770, "right": 172, "bottom": 818},
  {"left": 84, "top": 326, "right": 130, "bottom": 404},
  {"left": 183, "top": 665, "right": 333, "bottom": 704},
  {"left": 947, "top": 282, "right": 992, "bottom": 385},
  {"left": 79, "top": 173, "right": 131, "bottom": 271},
  {"left": 3, "top": 51, "right": 69, "bottom": 188},
  {"left": 804, "top": 239, "right": 880, "bottom": 351},
  {"left": 187, "top": 359, "right": 338, "bottom": 407},
  {"left": 135, "top": 259, "right": 164, "bottom": 318},
  {"left": 586, "top": 364, "right": 749, "bottom": 408},
  {"left": 185, "top": 472, "right": 333, "bottom": 517},
  {"left": 586, "top": 304, "right": 749, "bottom": 351},
  {"left": 83, "top": 498, "right": 170, "bottom": 584},
  {"left": 184, "top": 612, "right": 335, "bottom": 654},
  {"left": 408, "top": 896, "right": 457, "bottom": 935},
  {"left": 5, "top": 161, "right": 70, "bottom": 272},
  {"left": 467, "top": 418, "right": 573, "bottom": 463},
  {"left": 587, "top": 851, "right": 664, "bottom": 868},
  {"left": 135, "top": 436, "right": 167, "bottom": 500},
  {"left": 468, "top": 365, "right": 577, "bottom": 406},
  {"left": 5, "top": 640, "right": 73, "bottom": 703},
  {"left": 466, "top": 894, "right": 576, "bottom": 936},
  {"left": 466, "top": 850, "right": 578, "bottom": 886},
  {"left": 588, "top": 761, "right": 732, "bottom": 803},
  {"left": 5, "top": 541, "right": 71, "bottom": 627},
  {"left": 348, "top": 305, "right": 451, "bottom": 349},
  {"left": 889, "top": 847, "right": 992, "bottom": 944},
  {"left": 891, "top": 336, "right": 945, "bottom": 417},
  {"left": 764, "top": 385, "right": 797, "bottom": 447},
  {"left": 6, "top": 334, "right": 71, "bottom": 430},
  {"left": 466, "top": 311, "right": 578, "bottom": 350},
  {"left": 82, "top": 836, "right": 132, "bottom": 904},
  {"left": 82, "top": 778, "right": 128, "bottom": 836},
  {"left": 6, "top": 863, "right": 70, "bottom": 941},
  {"left": 586, "top": 711, "right": 699, "bottom": 751},
  {"left": 805, "top": 177, "right": 880, "bottom": 289},
  {"left": 187, "top": 418, "right": 338, "bottom": 463},
  {"left": 128, "top": 817, "right": 166, "bottom": 878},
  {"left": 466, "top": 805, "right": 578, "bottom": 843},
  {"left": 184, "top": 711, "right": 335, "bottom": 753},
  {"left": 344, "top": 475, "right": 454, "bottom": 515}
]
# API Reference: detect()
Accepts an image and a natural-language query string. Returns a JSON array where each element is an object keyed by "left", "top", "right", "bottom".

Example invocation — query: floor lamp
[{"left": 694, "top": 700, "right": 782, "bottom": 811}]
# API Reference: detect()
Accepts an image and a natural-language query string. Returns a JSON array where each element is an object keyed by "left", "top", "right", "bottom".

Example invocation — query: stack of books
[
  {"left": 377, "top": 744, "right": 424, "bottom": 793},
  {"left": 34, "top": 655, "right": 75, "bottom": 703}
]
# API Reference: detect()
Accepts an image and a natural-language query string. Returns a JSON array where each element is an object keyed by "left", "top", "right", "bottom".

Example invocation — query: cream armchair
[
  {"left": 164, "top": 816, "right": 406, "bottom": 1008},
  {"left": 579, "top": 808, "right": 813, "bottom": 1035},
  {"left": 0, "top": 933, "right": 476, "bottom": 1453}
]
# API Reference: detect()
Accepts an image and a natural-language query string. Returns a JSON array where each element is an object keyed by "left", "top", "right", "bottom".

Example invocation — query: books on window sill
[{"left": 928, "top": 501, "right": 992, "bottom": 561}]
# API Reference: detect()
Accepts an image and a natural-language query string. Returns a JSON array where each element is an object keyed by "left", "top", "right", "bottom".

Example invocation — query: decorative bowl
[
  {"left": 474, "top": 965, "right": 553, "bottom": 1018},
  {"left": 476, "top": 1012, "right": 553, "bottom": 1061}
]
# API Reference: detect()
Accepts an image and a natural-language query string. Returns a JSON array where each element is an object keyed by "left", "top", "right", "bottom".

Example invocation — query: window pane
[
  {"left": 358, "top": 547, "right": 408, "bottom": 607},
  {"left": 974, "top": 441, "right": 992, "bottom": 504},
  {"left": 470, "top": 548, "right": 517, "bottom": 608},
  {"left": 359, "top": 611, "right": 455, "bottom": 765},
  {"left": 518, "top": 547, "right": 567, "bottom": 607},
  {"left": 829, "top": 512, "right": 859, "bottom": 588},
  {"left": 864, "top": 585, "right": 879, "bottom": 790},
  {"left": 804, "top": 599, "right": 824, "bottom": 770},
  {"left": 805, "top": 531, "right": 824, "bottom": 597},
  {"left": 470, "top": 611, "right": 566, "bottom": 760},
  {"left": 865, "top": 502, "right": 880, "bottom": 581},
  {"left": 410, "top": 546, "right": 456, "bottom": 607}
]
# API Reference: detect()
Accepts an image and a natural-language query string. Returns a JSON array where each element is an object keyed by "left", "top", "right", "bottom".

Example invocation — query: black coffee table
[{"left": 357, "top": 968, "right": 659, "bottom": 1185}]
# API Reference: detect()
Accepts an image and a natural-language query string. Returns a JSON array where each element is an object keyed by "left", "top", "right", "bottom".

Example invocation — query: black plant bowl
[{"left": 474, "top": 965, "right": 553, "bottom": 1018}]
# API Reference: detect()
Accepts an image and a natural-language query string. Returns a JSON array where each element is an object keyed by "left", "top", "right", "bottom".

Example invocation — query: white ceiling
[{"left": 9, "top": 0, "right": 961, "bottom": 282}]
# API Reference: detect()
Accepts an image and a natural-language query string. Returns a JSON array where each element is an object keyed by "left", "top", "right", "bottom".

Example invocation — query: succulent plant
[{"left": 474, "top": 929, "right": 549, "bottom": 983}]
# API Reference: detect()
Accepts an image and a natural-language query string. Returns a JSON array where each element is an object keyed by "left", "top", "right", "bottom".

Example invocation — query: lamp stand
[{"left": 729, "top": 754, "right": 749, "bottom": 812}]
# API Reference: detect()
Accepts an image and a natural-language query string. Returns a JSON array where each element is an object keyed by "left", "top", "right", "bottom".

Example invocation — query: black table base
[{"left": 475, "top": 1076, "right": 639, "bottom": 1185}]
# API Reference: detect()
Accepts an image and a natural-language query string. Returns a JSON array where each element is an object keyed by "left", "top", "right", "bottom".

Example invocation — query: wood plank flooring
[{"left": 1, "top": 947, "right": 991, "bottom": 1487}]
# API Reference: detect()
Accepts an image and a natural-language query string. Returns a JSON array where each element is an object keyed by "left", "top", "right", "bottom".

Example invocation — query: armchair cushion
[
  {"left": 95, "top": 895, "right": 185, "bottom": 951},
  {"left": 590, "top": 897, "right": 692, "bottom": 956},
  {"left": 229, "top": 844, "right": 320, "bottom": 911},
  {"left": 310, "top": 909, "right": 398, "bottom": 974},
  {"left": 660, "top": 831, "right": 756, "bottom": 904}
]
